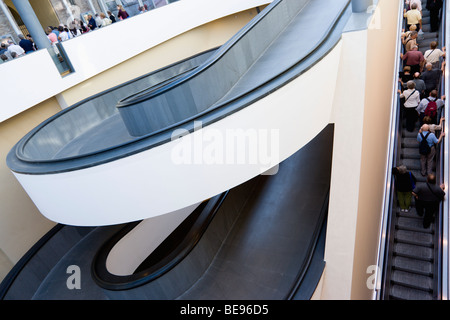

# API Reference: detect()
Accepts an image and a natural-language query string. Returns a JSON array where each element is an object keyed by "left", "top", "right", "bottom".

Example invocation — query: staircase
[{"left": 383, "top": 5, "right": 442, "bottom": 300}]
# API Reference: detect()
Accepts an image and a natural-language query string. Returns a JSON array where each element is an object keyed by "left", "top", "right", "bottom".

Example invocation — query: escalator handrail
[
  {"left": 441, "top": 0, "right": 449, "bottom": 300},
  {"left": 374, "top": 0, "right": 406, "bottom": 300}
]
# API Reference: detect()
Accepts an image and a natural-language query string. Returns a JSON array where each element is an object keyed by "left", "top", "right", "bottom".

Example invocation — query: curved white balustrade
[{"left": 11, "top": 42, "right": 342, "bottom": 226}]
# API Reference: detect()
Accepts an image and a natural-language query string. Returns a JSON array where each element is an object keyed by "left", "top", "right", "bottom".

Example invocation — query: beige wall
[
  {"left": 351, "top": 0, "right": 400, "bottom": 299},
  {"left": 318, "top": 0, "right": 400, "bottom": 299},
  {"left": 0, "top": 8, "right": 259, "bottom": 284},
  {"left": 0, "top": 98, "right": 61, "bottom": 269}
]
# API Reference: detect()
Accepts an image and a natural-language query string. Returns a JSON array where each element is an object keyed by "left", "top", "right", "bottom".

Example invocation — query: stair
[{"left": 383, "top": 3, "right": 444, "bottom": 299}]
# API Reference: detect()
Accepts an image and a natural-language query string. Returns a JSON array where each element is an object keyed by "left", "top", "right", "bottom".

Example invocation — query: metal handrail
[
  {"left": 374, "top": 0, "right": 404, "bottom": 300},
  {"left": 441, "top": 0, "right": 449, "bottom": 300}
]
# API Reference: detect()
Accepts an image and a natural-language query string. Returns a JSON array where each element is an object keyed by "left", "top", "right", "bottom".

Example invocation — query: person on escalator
[
  {"left": 399, "top": 81, "right": 421, "bottom": 132},
  {"left": 399, "top": 66, "right": 414, "bottom": 89},
  {"left": 406, "top": 0, "right": 423, "bottom": 12},
  {"left": 401, "top": 46, "right": 425, "bottom": 74},
  {"left": 417, "top": 124, "right": 445, "bottom": 176},
  {"left": 424, "top": 41, "right": 446, "bottom": 69},
  {"left": 422, "top": 115, "right": 445, "bottom": 135},
  {"left": 404, "top": 31, "right": 419, "bottom": 52},
  {"left": 412, "top": 173, "right": 445, "bottom": 228},
  {"left": 412, "top": 72, "right": 426, "bottom": 99},
  {"left": 421, "top": 62, "right": 443, "bottom": 97},
  {"left": 392, "top": 165, "right": 417, "bottom": 212},
  {"left": 416, "top": 90, "right": 445, "bottom": 125},
  {"left": 427, "top": 0, "right": 443, "bottom": 32},
  {"left": 404, "top": 3, "right": 422, "bottom": 31}
]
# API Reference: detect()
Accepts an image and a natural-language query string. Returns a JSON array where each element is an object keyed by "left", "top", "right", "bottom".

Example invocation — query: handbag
[{"left": 409, "top": 172, "right": 416, "bottom": 190}]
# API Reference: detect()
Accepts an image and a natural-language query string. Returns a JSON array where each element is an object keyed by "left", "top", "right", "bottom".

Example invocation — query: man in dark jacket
[
  {"left": 427, "top": 0, "right": 443, "bottom": 32},
  {"left": 413, "top": 174, "right": 445, "bottom": 228},
  {"left": 87, "top": 14, "right": 97, "bottom": 30}
]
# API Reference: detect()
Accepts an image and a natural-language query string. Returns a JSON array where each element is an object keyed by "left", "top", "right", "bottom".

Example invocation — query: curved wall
[{"left": 11, "top": 41, "right": 343, "bottom": 226}]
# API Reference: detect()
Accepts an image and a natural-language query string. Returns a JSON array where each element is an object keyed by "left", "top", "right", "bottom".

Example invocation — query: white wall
[
  {"left": 0, "top": 0, "right": 271, "bottom": 123},
  {"left": 12, "top": 41, "right": 343, "bottom": 226}
]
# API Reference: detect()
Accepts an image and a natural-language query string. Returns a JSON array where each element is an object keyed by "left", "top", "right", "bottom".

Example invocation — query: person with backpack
[
  {"left": 417, "top": 124, "right": 445, "bottom": 176},
  {"left": 412, "top": 174, "right": 445, "bottom": 228},
  {"left": 392, "top": 165, "right": 417, "bottom": 212},
  {"left": 416, "top": 90, "right": 445, "bottom": 124}
]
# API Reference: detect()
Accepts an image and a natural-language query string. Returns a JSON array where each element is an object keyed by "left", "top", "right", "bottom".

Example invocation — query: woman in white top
[{"left": 399, "top": 80, "right": 421, "bottom": 131}]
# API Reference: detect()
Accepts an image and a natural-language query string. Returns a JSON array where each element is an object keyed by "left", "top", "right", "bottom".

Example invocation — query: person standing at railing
[
  {"left": 87, "top": 14, "right": 97, "bottom": 30},
  {"left": 46, "top": 27, "right": 58, "bottom": 44},
  {"left": 117, "top": 5, "right": 129, "bottom": 20},
  {"left": 413, "top": 173, "right": 445, "bottom": 228},
  {"left": 18, "top": 34, "right": 35, "bottom": 54},
  {"left": 7, "top": 40, "right": 25, "bottom": 58},
  {"left": 107, "top": 11, "right": 116, "bottom": 23}
]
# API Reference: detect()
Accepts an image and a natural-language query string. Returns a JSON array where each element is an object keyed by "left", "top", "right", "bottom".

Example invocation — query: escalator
[{"left": 380, "top": 1, "right": 447, "bottom": 300}]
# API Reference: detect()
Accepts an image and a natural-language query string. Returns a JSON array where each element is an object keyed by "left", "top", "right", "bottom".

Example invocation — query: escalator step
[
  {"left": 402, "top": 130, "right": 418, "bottom": 138},
  {"left": 402, "top": 138, "right": 419, "bottom": 148},
  {"left": 398, "top": 158, "right": 421, "bottom": 170},
  {"left": 392, "top": 256, "right": 433, "bottom": 276},
  {"left": 390, "top": 284, "right": 433, "bottom": 300},
  {"left": 394, "top": 242, "right": 433, "bottom": 261},
  {"left": 396, "top": 216, "right": 434, "bottom": 234},
  {"left": 401, "top": 148, "right": 421, "bottom": 160},
  {"left": 389, "top": 284, "right": 433, "bottom": 300},
  {"left": 410, "top": 170, "right": 427, "bottom": 182},
  {"left": 391, "top": 270, "right": 434, "bottom": 292},
  {"left": 395, "top": 229, "right": 434, "bottom": 247}
]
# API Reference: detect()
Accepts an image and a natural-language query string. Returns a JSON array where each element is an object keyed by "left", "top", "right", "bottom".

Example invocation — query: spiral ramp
[{"left": 0, "top": 0, "right": 399, "bottom": 300}]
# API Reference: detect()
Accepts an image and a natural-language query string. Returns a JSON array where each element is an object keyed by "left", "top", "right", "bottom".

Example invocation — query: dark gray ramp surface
[
  {"left": 177, "top": 127, "right": 333, "bottom": 300},
  {"left": 31, "top": 124, "right": 333, "bottom": 300}
]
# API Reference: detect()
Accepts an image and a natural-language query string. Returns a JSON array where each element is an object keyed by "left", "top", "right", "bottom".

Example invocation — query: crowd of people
[
  {"left": 0, "top": 3, "right": 152, "bottom": 64},
  {"left": 394, "top": 0, "right": 446, "bottom": 228}
]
